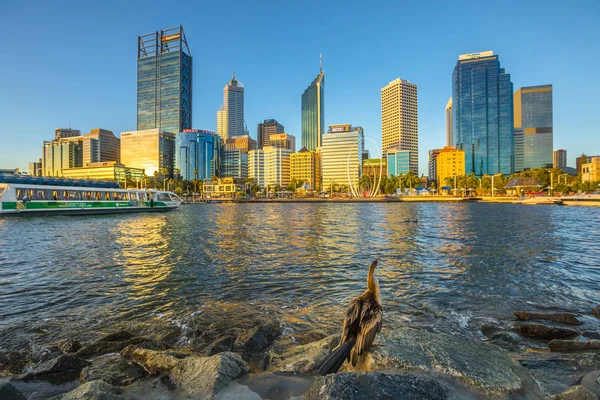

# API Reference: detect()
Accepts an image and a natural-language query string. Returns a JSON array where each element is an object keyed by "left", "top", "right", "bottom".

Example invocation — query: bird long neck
[{"left": 367, "top": 263, "right": 377, "bottom": 292}]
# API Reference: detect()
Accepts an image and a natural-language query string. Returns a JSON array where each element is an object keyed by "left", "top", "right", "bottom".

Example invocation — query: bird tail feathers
[{"left": 315, "top": 339, "right": 355, "bottom": 375}]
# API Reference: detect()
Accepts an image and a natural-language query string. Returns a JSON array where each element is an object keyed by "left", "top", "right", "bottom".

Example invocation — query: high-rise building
[
  {"left": 582, "top": 157, "right": 600, "bottom": 182},
  {"left": 435, "top": 147, "right": 465, "bottom": 188},
  {"left": 428, "top": 149, "right": 442, "bottom": 182},
  {"left": 321, "top": 124, "right": 364, "bottom": 192},
  {"left": 381, "top": 78, "right": 418, "bottom": 174},
  {"left": 514, "top": 128, "right": 525, "bottom": 172},
  {"left": 248, "top": 146, "right": 291, "bottom": 189},
  {"left": 553, "top": 149, "right": 567, "bottom": 169},
  {"left": 257, "top": 119, "right": 285, "bottom": 149},
  {"left": 445, "top": 97, "right": 453, "bottom": 147},
  {"left": 175, "top": 129, "right": 221, "bottom": 181},
  {"left": 54, "top": 128, "right": 81, "bottom": 140},
  {"left": 514, "top": 85, "right": 553, "bottom": 170},
  {"left": 290, "top": 147, "right": 320, "bottom": 191},
  {"left": 453, "top": 51, "right": 513, "bottom": 176},
  {"left": 82, "top": 129, "right": 120, "bottom": 164},
  {"left": 301, "top": 61, "right": 325, "bottom": 151},
  {"left": 137, "top": 26, "right": 192, "bottom": 134},
  {"left": 218, "top": 73, "right": 245, "bottom": 140},
  {"left": 387, "top": 149, "right": 411, "bottom": 178},
  {"left": 225, "top": 135, "right": 257, "bottom": 154},
  {"left": 269, "top": 133, "right": 296, "bottom": 152},
  {"left": 120, "top": 129, "right": 175, "bottom": 177},
  {"left": 248, "top": 149, "right": 265, "bottom": 188},
  {"left": 42, "top": 135, "right": 83, "bottom": 177},
  {"left": 221, "top": 149, "right": 248, "bottom": 180},
  {"left": 28, "top": 158, "right": 42, "bottom": 176}
]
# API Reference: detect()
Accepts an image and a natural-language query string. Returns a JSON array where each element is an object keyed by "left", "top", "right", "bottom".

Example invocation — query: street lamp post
[{"left": 491, "top": 173, "right": 502, "bottom": 197}]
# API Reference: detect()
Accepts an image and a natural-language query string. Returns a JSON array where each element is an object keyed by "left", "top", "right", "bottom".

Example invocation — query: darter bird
[{"left": 316, "top": 259, "right": 383, "bottom": 375}]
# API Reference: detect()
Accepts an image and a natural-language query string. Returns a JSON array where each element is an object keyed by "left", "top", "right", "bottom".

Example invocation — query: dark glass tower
[
  {"left": 301, "top": 61, "right": 325, "bottom": 151},
  {"left": 452, "top": 51, "right": 514, "bottom": 176},
  {"left": 137, "top": 26, "right": 192, "bottom": 134},
  {"left": 514, "top": 85, "right": 553, "bottom": 169}
]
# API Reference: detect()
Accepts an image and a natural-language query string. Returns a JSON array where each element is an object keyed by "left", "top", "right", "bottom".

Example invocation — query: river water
[{"left": 1, "top": 202, "right": 599, "bottom": 350}]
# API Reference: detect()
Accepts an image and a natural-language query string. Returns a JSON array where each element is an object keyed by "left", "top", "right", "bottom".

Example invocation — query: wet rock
[
  {"left": 581, "top": 370, "right": 600, "bottom": 397},
  {"left": 215, "top": 381, "right": 262, "bottom": 400},
  {"left": 292, "top": 329, "right": 328, "bottom": 345},
  {"left": 30, "top": 345, "right": 63, "bottom": 363},
  {"left": 0, "top": 351, "right": 29, "bottom": 375},
  {"left": 303, "top": 372, "right": 450, "bottom": 400},
  {"left": 156, "top": 326, "right": 182, "bottom": 347},
  {"left": 583, "top": 331, "right": 600, "bottom": 340},
  {"left": 18, "top": 354, "right": 90, "bottom": 384},
  {"left": 515, "top": 311, "right": 583, "bottom": 326},
  {"left": 75, "top": 336, "right": 151, "bottom": 359},
  {"left": 119, "top": 339, "right": 169, "bottom": 358},
  {"left": 550, "top": 385, "right": 598, "bottom": 399},
  {"left": 268, "top": 335, "right": 338, "bottom": 374},
  {"left": 130, "top": 348, "right": 178, "bottom": 374},
  {"left": 80, "top": 355, "right": 147, "bottom": 386},
  {"left": 99, "top": 330, "right": 134, "bottom": 342},
  {"left": 168, "top": 352, "right": 249, "bottom": 397},
  {"left": 235, "top": 322, "right": 281, "bottom": 356},
  {"left": 593, "top": 306, "right": 600, "bottom": 319},
  {"left": 517, "top": 323, "right": 579, "bottom": 340},
  {"left": 0, "top": 382, "right": 26, "bottom": 400},
  {"left": 549, "top": 340, "right": 600, "bottom": 352},
  {"left": 206, "top": 335, "right": 237, "bottom": 356},
  {"left": 345, "top": 327, "right": 540, "bottom": 398},
  {"left": 488, "top": 331, "right": 527, "bottom": 352},
  {"left": 58, "top": 380, "right": 123, "bottom": 400},
  {"left": 59, "top": 340, "right": 82, "bottom": 354}
]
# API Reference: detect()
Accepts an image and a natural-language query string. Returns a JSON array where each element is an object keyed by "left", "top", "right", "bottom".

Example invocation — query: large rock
[
  {"left": 268, "top": 335, "right": 338, "bottom": 374},
  {"left": 206, "top": 335, "right": 237, "bottom": 356},
  {"left": 58, "top": 380, "right": 123, "bottom": 400},
  {"left": 303, "top": 372, "right": 450, "bottom": 400},
  {"left": 581, "top": 370, "right": 600, "bottom": 397},
  {"left": 75, "top": 335, "right": 150, "bottom": 359},
  {"left": 215, "top": 382, "right": 262, "bottom": 400},
  {"left": 59, "top": 340, "right": 83, "bottom": 354},
  {"left": 168, "top": 352, "right": 249, "bottom": 397},
  {"left": 550, "top": 385, "right": 598, "bottom": 400},
  {"left": 549, "top": 340, "right": 600, "bottom": 352},
  {"left": 0, "top": 382, "right": 26, "bottom": 400},
  {"left": 517, "top": 323, "right": 579, "bottom": 340},
  {"left": 119, "top": 339, "right": 169, "bottom": 359},
  {"left": 80, "top": 355, "right": 147, "bottom": 386},
  {"left": 234, "top": 323, "right": 280, "bottom": 356},
  {"left": 344, "top": 327, "right": 540, "bottom": 398},
  {"left": 18, "top": 354, "right": 90, "bottom": 384},
  {"left": 292, "top": 330, "right": 329, "bottom": 345},
  {"left": 0, "top": 351, "right": 29, "bottom": 375},
  {"left": 514, "top": 311, "right": 583, "bottom": 326},
  {"left": 99, "top": 331, "right": 134, "bottom": 343},
  {"left": 488, "top": 331, "right": 527, "bottom": 352},
  {"left": 130, "top": 348, "right": 178, "bottom": 374}
]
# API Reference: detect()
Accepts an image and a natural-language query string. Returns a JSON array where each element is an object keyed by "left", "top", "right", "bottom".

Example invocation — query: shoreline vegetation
[{"left": 1, "top": 304, "right": 599, "bottom": 399}]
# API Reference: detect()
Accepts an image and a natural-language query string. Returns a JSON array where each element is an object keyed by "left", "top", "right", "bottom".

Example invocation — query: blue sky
[{"left": 1, "top": 0, "right": 599, "bottom": 174}]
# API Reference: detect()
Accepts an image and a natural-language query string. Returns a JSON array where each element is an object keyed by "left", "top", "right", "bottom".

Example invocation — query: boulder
[
  {"left": 130, "top": 348, "right": 178, "bottom": 374},
  {"left": 517, "top": 323, "right": 579, "bottom": 340},
  {"left": 292, "top": 330, "right": 329, "bottom": 345},
  {"left": 550, "top": 385, "right": 598, "bottom": 400},
  {"left": 0, "top": 382, "right": 26, "bottom": 400},
  {"left": 156, "top": 326, "right": 182, "bottom": 347},
  {"left": 303, "top": 372, "right": 450, "bottom": 400},
  {"left": 215, "top": 382, "right": 262, "bottom": 400},
  {"left": 18, "top": 355, "right": 90, "bottom": 384},
  {"left": 59, "top": 340, "right": 82, "bottom": 354},
  {"left": 119, "top": 339, "right": 169, "bottom": 358},
  {"left": 549, "top": 340, "right": 600, "bottom": 352},
  {"left": 268, "top": 335, "right": 338, "bottom": 374},
  {"left": 99, "top": 331, "right": 134, "bottom": 342},
  {"left": 80, "top": 355, "right": 147, "bottom": 386},
  {"left": 168, "top": 352, "right": 249, "bottom": 397},
  {"left": 206, "top": 335, "right": 237, "bottom": 356},
  {"left": 514, "top": 311, "right": 583, "bottom": 326},
  {"left": 235, "top": 323, "right": 280, "bottom": 357},
  {"left": 0, "top": 351, "right": 29, "bottom": 375},
  {"left": 30, "top": 345, "right": 63, "bottom": 362},
  {"left": 345, "top": 327, "right": 540, "bottom": 398},
  {"left": 75, "top": 336, "right": 152, "bottom": 359},
  {"left": 581, "top": 370, "right": 600, "bottom": 397},
  {"left": 58, "top": 380, "right": 123, "bottom": 400},
  {"left": 488, "top": 331, "right": 527, "bottom": 352},
  {"left": 593, "top": 306, "right": 600, "bottom": 319}
]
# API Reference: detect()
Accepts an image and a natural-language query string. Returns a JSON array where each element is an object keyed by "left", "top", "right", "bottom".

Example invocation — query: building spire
[
  {"left": 320, "top": 53, "right": 322, "bottom": 72},
  {"left": 232, "top": 69, "right": 235, "bottom": 80}
]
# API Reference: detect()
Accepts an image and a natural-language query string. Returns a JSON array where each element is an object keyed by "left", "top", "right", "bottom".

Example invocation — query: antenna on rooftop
[{"left": 320, "top": 53, "right": 323, "bottom": 72}]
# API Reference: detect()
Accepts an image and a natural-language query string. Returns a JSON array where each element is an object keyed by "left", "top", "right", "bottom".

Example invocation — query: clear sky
[{"left": 1, "top": 0, "right": 599, "bottom": 174}]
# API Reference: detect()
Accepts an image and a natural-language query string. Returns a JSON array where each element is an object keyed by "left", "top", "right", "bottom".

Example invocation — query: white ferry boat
[
  {"left": 560, "top": 193, "right": 600, "bottom": 207},
  {"left": 0, "top": 176, "right": 182, "bottom": 216}
]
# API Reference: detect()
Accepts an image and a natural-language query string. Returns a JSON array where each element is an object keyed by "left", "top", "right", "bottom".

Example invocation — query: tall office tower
[
  {"left": 120, "top": 129, "right": 175, "bottom": 177},
  {"left": 82, "top": 129, "right": 120, "bottom": 164},
  {"left": 445, "top": 98, "right": 453, "bottom": 147},
  {"left": 269, "top": 133, "right": 296, "bottom": 152},
  {"left": 218, "top": 73, "right": 245, "bottom": 140},
  {"left": 514, "top": 85, "right": 553, "bottom": 169},
  {"left": 514, "top": 128, "right": 525, "bottom": 172},
  {"left": 453, "top": 51, "right": 513, "bottom": 176},
  {"left": 381, "top": 78, "right": 418, "bottom": 174},
  {"left": 428, "top": 149, "right": 442, "bottom": 182},
  {"left": 54, "top": 128, "right": 81, "bottom": 140},
  {"left": 321, "top": 124, "right": 364, "bottom": 192},
  {"left": 553, "top": 149, "right": 567, "bottom": 169},
  {"left": 225, "top": 135, "right": 257, "bottom": 154},
  {"left": 301, "top": 59, "right": 325, "bottom": 151},
  {"left": 221, "top": 149, "right": 248, "bottom": 180},
  {"left": 137, "top": 26, "right": 192, "bottom": 134},
  {"left": 248, "top": 147, "right": 291, "bottom": 189},
  {"left": 175, "top": 129, "right": 221, "bottom": 181},
  {"left": 42, "top": 136, "right": 83, "bottom": 177},
  {"left": 257, "top": 119, "right": 285, "bottom": 149}
]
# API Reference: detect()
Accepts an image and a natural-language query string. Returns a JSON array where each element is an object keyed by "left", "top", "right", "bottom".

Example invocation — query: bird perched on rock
[{"left": 316, "top": 259, "right": 383, "bottom": 375}]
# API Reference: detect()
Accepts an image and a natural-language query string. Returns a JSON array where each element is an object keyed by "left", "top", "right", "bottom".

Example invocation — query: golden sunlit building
[
  {"left": 225, "top": 135, "right": 257, "bottom": 154},
  {"left": 120, "top": 129, "right": 175, "bottom": 177},
  {"left": 248, "top": 146, "right": 291, "bottom": 189},
  {"left": 290, "top": 147, "right": 320, "bottom": 190},
  {"left": 60, "top": 162, "right": 145, "bottom": 186},
  {"left": 436, "top": 146, "right": 465, "bottom": 187},
  {"left": 582, "top": 157, "right": 600, "bottom": 182}
]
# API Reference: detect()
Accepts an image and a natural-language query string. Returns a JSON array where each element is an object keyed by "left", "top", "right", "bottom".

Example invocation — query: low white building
[{"left": 248, "top": 146, "right": 291, "bottom": 189}]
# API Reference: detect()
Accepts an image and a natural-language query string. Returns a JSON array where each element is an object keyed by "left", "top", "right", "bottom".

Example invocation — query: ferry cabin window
[
  {"left": 123, "top": 193, "right": 129, "bottom": 201},
  {"left": 105, "top": 192, "right": 110, "bottom": 201},
  {"left": 95, "top": 192, "right": 101, "bottom": 201},
  {"left": 52, "top": 190, "right": 58, "bottom": 200},
  {"left": 16, "top": 189, "right": 24, "bottom": 200},
  {"left": 129, "top": 192, "right": 137, "bottom": 200},
  {"left": 86, "top": 191, "right": 92, "bottom": 200},
  {"left": 156, "top": 193, "right": 170, "bottom": 201}
]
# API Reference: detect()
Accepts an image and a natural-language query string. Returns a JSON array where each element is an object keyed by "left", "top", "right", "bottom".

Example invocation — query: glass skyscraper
[
  {"left": 301, "top": 64, "right": 325, "bottom": 151},
  {"left": 514, "top": 85, "right": 553, "bottom": 169},
  {"left": 137, "top": 26, "right": 192, "bottom": 134},
  {"left": 452, "top": 51, "right": 514, "bottom": 176},
  {"left": 175, "top": 130, "right": 221, "bottom": 181}
]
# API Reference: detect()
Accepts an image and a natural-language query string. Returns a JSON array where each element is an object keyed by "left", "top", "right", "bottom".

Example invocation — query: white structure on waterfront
[
  {"left": 321, "top": 124, "right": 364, "bottom": 193},
  {"left": 445, "top": 97, "right": 453, "bottom": 147},
  {"left": 248, "top": 146, "right": 291, "bottom": 189}
]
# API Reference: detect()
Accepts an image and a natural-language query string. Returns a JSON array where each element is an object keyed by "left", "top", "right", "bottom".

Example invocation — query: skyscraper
[
  {"left": 453, "top": 51, "right": 513, "bottom": 176},
  {"left": 301, "top": 59, "right": 325, "bottom": 151},
  {"left": 137, "top": 26, "right": 192, "bottom": 134},
  {"left": 269, "top": 133, "right": 296, "bottom": 152},
  {"left": 257, "top": 119, "right": 284, "bottom": 149},
  {"left": 120, "top": 129, "right": 175, "bottom": 177},
  {"left": 321, "top": 124, "right": 364, "bottom": 192},
  {"left": 514, "top": 85, "right": 553, "bottom": 169},
  {"left": 175, "top": 129, "right": 221, "bottom": 181},
  {"left": 218, "top": 73, "right": 245, "bottom": 140},
  {"left": 381, "top": 78, "right": 418, "bottom": 174},
  {"left": 445, "top": 98, "right": 453, "bottom": 147},
  {"left": 514, "top": 128, "right": 525, "bottom": 172},
  {"left": 553, "top": 149, "right": 567, "bottom": 169},
  {"left": 82, "top": 129, "right": 120, "bottom": 164}
]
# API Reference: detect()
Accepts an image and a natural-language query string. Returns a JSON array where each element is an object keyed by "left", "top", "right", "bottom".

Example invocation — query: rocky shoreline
[{"left": 1, "top": 305, "right": 599, "bottom": 399}]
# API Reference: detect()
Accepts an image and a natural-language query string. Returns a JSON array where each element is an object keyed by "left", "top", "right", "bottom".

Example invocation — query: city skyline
[{"left": 1, "top": 1, "right": 599, "bottom": 174}]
